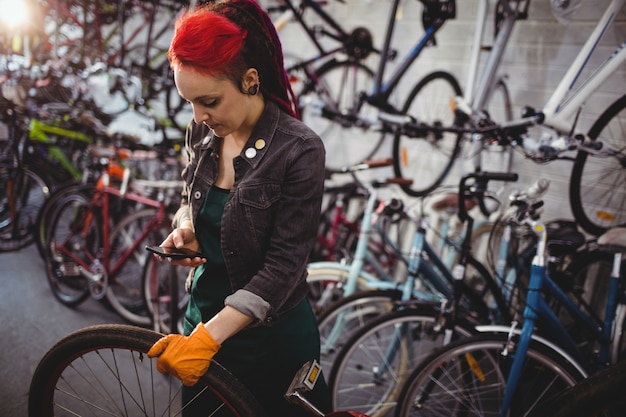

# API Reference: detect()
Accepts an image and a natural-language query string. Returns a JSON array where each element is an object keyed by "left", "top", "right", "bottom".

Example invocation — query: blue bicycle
[{"left": 393, "top": 200, "right": 626, "bottom": 416}]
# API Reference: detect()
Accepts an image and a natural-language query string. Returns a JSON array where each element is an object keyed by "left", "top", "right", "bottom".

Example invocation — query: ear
[{"left": 242, "top": 68, "right": 259, "bottom": 90}]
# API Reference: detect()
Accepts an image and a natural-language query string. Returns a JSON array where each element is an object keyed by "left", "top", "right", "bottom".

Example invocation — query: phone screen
[{"left": 145, "top": 245, "right": 204, "bottom": 259}]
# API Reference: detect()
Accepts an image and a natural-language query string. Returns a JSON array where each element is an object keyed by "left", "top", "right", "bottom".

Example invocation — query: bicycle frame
[
  {"left": 366, "top": 0, "right": 454, "bottom": 112},
  {"left": 315, "top": 185, "right": 363, "bottom": 262},
  {"left": 497, "top": 222, "right": 624, "bottom": 417},
  {"left": 466, "top": 0, "right": 625, "bottom": 144},
  {"left": 311, "top": 185, "right": 454, "bottom": 301},
  {"left": 276, "top": 0, "right": 373, "bottom": 60},
  {"left": 53, "top": 166, "right": 167, "bottom": 284},
  {"left": 541, "top": 0, "right": 625, "bottom": 133},
  {"left": 28, "top": 118, "right": 93, "bottom": 181},
  {"left": 318, "top": 173, "right": 519, "bottom": 360}
]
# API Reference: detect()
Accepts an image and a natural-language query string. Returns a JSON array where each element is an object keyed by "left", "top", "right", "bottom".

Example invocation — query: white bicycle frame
[
  {"left": 459, "top": 0, "right": 625, "bottom": 178},
  {"left": 488, "top": 0, "right": 626, "bottom": 139},
  {"left": 542, "top": 0, "right": 626, "bottom": 134}
]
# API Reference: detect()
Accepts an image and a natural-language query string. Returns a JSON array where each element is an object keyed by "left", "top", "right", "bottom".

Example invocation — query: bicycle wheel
[
  {"left": 570, "top": 94, "right": 626, "bottom": 236},
  {"left": 528, "top": 357, "right": 626, "bottom": 417},
  {"left": 44, "top": 192, "right": 99, "bottom": 307},
  {"left": 298, "top": 58, "right": 381, "bottom": 171},
  {"left": 34, "top": 181, "right": 91, "bottom": 258},
  {"left": 552, "top": 247, "right": 618, "bottom": 362},
  {"left": 318, "top": 289, "right": 402, "bottom": 375},
  {"left": 329, "top": 308, "right": 476, "bottom": 417},
  {"left": 142, "top": 254, "right": 190, "bottom": 334},
  {"left": 106, "top": 208, "right": 172, "bottom": 326},
  {"left": 472, "top": 78, "right": 515, "bottom": 179},
  {"left": 392, "top": 71, "right": 463, "bottom": 197},
  {"left": 0, "top": 162, "right": 54, "bottom": 251},
  {"left": 394, "top": 332, "right": 585, "bottom": 417},
  {"left": 306, "top": 264, "right": 374, "bottom": 316},
  {"left": 28, "top": 324, "right": 267, "bottom": 417}
]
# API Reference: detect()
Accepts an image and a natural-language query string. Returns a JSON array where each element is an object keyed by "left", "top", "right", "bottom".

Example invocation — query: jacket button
[{"left": 194, "top": 191, "right": 202, "bottom": 200}]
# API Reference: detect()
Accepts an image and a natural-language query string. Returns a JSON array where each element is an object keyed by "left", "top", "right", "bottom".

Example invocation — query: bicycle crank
[{"left": 80, "top": 260, "right": 108, "bottom": 300}]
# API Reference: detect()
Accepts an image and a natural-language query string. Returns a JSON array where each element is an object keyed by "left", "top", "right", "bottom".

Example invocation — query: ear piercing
[{"left": 247, "top": 84, "right": 260, "bottom": 95}]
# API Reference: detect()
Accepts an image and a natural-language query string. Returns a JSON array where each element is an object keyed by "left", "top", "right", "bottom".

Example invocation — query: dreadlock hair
[{"left": 168, "top": 0, "right": 299, "bottom": 119}]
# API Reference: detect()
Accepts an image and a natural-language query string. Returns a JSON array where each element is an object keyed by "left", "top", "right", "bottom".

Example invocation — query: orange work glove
[{"left": 147, "top": 323, "right": 221, "bottom": 386}]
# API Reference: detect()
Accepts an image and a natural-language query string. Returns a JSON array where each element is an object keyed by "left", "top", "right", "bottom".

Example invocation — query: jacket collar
[
  {"left": 237, "top": 100, "right": 279, "bottom": 169},
  {"left": 197, "top": 100, "right": 281, "bottom": 169}
]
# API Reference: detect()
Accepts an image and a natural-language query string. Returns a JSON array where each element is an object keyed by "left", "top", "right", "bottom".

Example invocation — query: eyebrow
[{"left": 188, "top": 94, "right": 218, "bottom": 103}]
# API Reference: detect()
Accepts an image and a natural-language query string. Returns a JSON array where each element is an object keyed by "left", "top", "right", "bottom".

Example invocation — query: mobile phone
[{"left": 145, "top": 245, "right": 204, "bottom": 259}]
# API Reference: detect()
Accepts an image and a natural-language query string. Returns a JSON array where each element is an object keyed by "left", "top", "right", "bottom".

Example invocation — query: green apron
[{"left": 182, "top": 186, "right": 331, "bottom": 416}]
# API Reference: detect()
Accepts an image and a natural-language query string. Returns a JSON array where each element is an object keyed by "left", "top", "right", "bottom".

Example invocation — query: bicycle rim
[
  {"left": 0, "top": 163, "right": 53, "bottom": 251},
  {"left": 329, "top": 308, "right": 475, "bottom": 416},
  {"left": 34, "top": 182, "right": 90, "bottom": 258},
  {"left": 142, "top": 255, "right": 190, "bottom": 334},
  {"left": 299, "top": 59, "right": 382, "bottom": 171},
  {"left": 569, "top": 94, "right": 626, "bottom": 236},
  {"left": 28, "top": 324, "right": 267, "bottom": 417},
  {"left": 106, "top": 208, "right": 171, "bottom": 326},
  {"left": 393, "top": 71, "right": 463, "bottom": 197},
  {"left": 527, "top": 357, "right": 626, "bottom": 417},
  {"left": 395, "top": 333, "right": 585, "bottom": 417},
  {"left": 318, "top": 290, "right": 402, "bottom": 375},
  {"left": 468, "top": 78, "right": 515, "bottom": 189},
  {"left": 45, "top": 193, "right": 97, "bottom": 307},
  {"left": 306, "top": 264, "right": 373, "bottom": 316}
]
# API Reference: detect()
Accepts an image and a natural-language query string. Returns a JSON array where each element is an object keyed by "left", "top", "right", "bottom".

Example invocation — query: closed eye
[{"left": 200, "top": 99, "right": 218, "bottom": 108}]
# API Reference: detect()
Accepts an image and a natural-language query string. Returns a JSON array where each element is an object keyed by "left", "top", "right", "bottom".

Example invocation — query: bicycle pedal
[
  {"left": 284, "top": 360, "right": 325, "bottom": 417},
  {"left": 286, "top": 360, "right": 321, "bottom": 395}
]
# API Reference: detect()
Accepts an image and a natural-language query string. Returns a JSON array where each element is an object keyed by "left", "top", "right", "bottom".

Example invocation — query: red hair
[
  {"left": 168, "top": 10, "right": 245, "bottom": 78},
  {"left": 168, "top": 1, "right": 299, "bottom": 119}
]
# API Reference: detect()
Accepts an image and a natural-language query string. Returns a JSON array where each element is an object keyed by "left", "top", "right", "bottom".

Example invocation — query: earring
[{"left": 247, "top": 84, "right": 259, "bottom": 95}]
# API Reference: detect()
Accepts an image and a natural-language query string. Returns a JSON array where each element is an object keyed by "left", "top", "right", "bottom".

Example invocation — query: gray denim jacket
[{"left": 173, "top": 100, "right": 325, "bottom": 326}]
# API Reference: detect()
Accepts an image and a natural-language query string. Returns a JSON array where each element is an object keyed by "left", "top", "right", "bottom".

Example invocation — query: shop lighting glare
[{"left": 0, "top": 0, "right": 30, "bottom": 30}]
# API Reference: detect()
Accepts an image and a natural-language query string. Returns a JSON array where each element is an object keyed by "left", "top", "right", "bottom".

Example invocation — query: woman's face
[{"left": 174, "top": 66, "right": 252, "bottom": 138}]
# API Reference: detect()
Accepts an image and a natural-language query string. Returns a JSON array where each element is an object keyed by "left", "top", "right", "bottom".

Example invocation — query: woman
[{"left": 147, "top": 0, "right": 331, "bottom": 415}]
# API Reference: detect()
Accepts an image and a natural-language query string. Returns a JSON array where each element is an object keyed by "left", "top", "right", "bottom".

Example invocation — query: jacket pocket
[{"left": 237, "top": 183, "right": 281, "bottom": 245}]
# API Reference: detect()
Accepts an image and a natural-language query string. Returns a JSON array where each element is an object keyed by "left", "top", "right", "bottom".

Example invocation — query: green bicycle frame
[{"left": 28, "top": 118, "right": 93, "bottom": 180}]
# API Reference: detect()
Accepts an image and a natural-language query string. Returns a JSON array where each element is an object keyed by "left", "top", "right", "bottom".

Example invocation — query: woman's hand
[
  {"left": 156, "top": 226, "right": 206, "bottom": 267},
  {"left": 147, "top": 323, "right": 221, "bottom": 386}
]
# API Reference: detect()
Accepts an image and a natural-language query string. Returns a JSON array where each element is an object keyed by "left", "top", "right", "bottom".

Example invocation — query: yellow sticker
[{"left": 255, "top": 139, "right": 266, "bottom": 150}]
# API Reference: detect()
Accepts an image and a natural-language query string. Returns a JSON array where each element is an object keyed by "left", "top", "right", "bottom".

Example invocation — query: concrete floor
[{"left": 0, "top": 243, "right": 125, "bottom": 417}]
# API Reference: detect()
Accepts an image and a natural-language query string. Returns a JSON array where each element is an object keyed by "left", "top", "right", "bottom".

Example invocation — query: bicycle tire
[
  {"left": 318, "top": 289, "right": 402, "bottom": 374},
  {"left": 392, "top": 70, "right": 464, "bottom": 197},
  {"left": 142, "top": 254, "right": 190, "bottom": 334},
  {"left": 394, "top": 332, "right": 585, "bottom": 417},
  {"left": 551, "top": 247, "right": 620, "bottom": 363},
  {"left": 528, "top": 357, "right": 626, "bottom": 417},
  {"left": 34, "top": 181, "right": 92, "bottom": 259},
  {"left": 0, "top": 162, "right": 54, "bottom": 252},
  {"left": 106, "top": 208, "right": 173, "bottom": 326},
  {"left": 569, "top": 94, "right": 626, "bottom": 236},
  {"left": 306, "top": 264, "right": 374, "bottom": 316},
  {"left": 329, "top": 307, "right": 476, "bottom": 417},
  {"left": 471, "top": 77, "right": 516, "bottom": 179},
  {"left": 298, "top": 58, "right": 381, "bottom": 171},
  {"left": 44, "top": 192, "right": 99, "bottom": 307},
  {"left": 28, "top": 324, "right": 267, "bottom": 417}
]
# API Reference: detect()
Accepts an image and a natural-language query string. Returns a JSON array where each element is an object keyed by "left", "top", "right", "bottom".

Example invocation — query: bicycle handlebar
[{"left": 458, "top": 171, "right": 518, "bottom": 220}]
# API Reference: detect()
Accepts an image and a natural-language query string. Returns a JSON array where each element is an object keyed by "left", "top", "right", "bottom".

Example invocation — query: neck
[{"left": 230, "top": 96, "right": 265, "bottom": 146}]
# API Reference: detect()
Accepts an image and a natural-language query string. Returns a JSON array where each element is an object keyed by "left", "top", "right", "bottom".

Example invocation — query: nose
[{"left": 192, "top": 105, "right": 208, "bottom": 125}]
